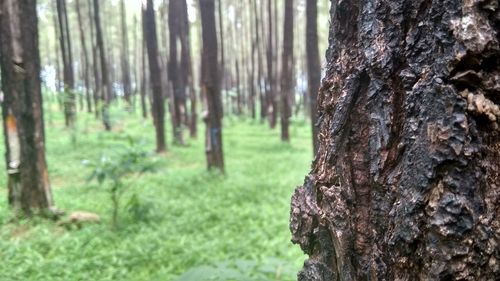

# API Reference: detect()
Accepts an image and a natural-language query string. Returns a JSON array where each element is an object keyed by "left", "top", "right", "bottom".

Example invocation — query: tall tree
[
  {"left": 92, "top": 0, "right": 112, "bottom": 130},
  {"left": 144, "top": 0, "right": 166, "bottom": 153},
  {"left": 179, "top": 0, "right": 197, "bottom": 138},
  {"left": 306, "top": 0, "right": 320, "bottom": 154},
  {"left": 88, "top": 0, "right": 100, "bottom": 118},
  {"left": 120, "top": 0, "right": 132, "bottom": 108},
  {"left": 0, "top": 0, "right": 54, "bottom": 214},
  {"left": 280, "top": 0, "right": 293, "bottom": 142},
  {"left": 168, "top": 0, "right": 186, "bottom": 145},
  {"left": 56, "top": 0, "right": 76, "bottom": 127},
  {"left": 290, "top": 0, "right": 500, "bottom": 280},
  {"left": 266, "top": 0, "right": 277, "bottom": 128},
  {"left": 75, "top": 0, "right": 92, "bottom": 114},
  {"left": 199, "top": 0, "right": 224, "bottom": 173}
]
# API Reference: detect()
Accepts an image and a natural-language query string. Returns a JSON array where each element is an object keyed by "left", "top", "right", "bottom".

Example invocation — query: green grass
[{"left": 0, "top": 102, "right": 312, "bottom": 281}]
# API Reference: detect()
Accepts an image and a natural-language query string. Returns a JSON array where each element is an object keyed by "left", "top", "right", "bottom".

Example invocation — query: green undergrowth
[{"left": 0, "top": 102, "right": 312, "bottom": 281}]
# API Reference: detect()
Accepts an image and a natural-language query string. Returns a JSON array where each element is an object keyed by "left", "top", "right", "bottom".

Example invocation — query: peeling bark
[{"left": 291, "top": 0, "right": 500, "bottom": 280}]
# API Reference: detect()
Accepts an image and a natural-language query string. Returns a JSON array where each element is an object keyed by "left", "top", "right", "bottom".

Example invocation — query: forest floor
[{"left": 0, "top": 104, "right": 311, "bottom": 281}]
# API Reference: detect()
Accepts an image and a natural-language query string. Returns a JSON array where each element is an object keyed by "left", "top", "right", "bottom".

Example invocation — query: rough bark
[
  {"left": 0, "top": 0, "right": 54, "bottom": 214},
  {"left": 306, "top": 0, "right": 321, "bottom": 154},
  {"left": 199, "top": 0, "right": 224, "bottom": 173},
  {"left": 280, "top": 0, "right": 294, "bottom": 142},
  {"left": 92, "top": 0, "right": 112, "bottom": 130},
  {"left": 290, "top": 0, "right": 500, "bottom": 280},
  {"left": 144, "top": 0, "right": 166, "bottom": 153}
]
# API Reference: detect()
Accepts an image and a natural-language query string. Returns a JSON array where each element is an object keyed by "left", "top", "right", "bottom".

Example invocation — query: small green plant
[{"left": 85, "top": 137, "right": 157, "bottom": 228}]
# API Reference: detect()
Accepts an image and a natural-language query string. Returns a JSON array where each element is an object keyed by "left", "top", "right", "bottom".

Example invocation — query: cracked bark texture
[{"left": 290, "top": 0, "right": 500, "bottom": 280}]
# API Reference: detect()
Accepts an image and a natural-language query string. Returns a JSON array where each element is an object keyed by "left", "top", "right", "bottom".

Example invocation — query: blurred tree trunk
[
  {"left": 199, "top": 0, "right": 224, "bottom": 173},
  {"left": 140, "top": 18, "right": 148, "bottom": 120},
  {"left": 120, "top": 0, "right": 132, "bottom": 109},
  {"left": 235, "top": 59, "right": 242, "bottom": 115},
  {"left": 0, "top": 0, "right": 54, "bottom": 214},
  {"left": 280, "top": 0, "right": 293, "bottom": 142},
  {"left": 254, "top": 0, "right": 266, "bottom": 123},
  {"left": 92, "top": 0, "right": 112, "bottom": 130},
  {"left": 52, "top": 10, "right": 63, "bottom": 112},
  {"left": 56, "top": 0, "right": 76, "bottom": 128},
  {"left": 168, "top": 0, "right": 185, "bottom": 145},
  {"left": 266, "top": 0, "right": 277, "bottom": 128},
  {"left": 217, "top": 0, "right": 225, "bottom": 94},
  {"left": 179, "top": 0, "right": 198, "bottom": 139},
  {"left": 290, "top": 0, "right": 500, "bottom": 280},
  {"left": 306, "top": 0, "right": 320, "bottom": 154},
  {"left": 75, "top": 0, "right": 92, "bottom": 114},
  {"left": 144, "top": 0, "right": 166, "bottom": 153},
  {"left": 88, "top": 0, "right": 100, "bottom": 119}
]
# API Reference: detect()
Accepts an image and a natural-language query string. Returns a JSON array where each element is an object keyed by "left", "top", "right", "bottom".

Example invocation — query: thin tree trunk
[
  {"left": 88, "top": 0, "right": 100, "bottom": 119},
  {"left": 56, "top": 0, "right": 76, "bottom": 128},
  {"left": 144, "top": 0, "right": 166, "bottom": 153},
  {"left": 254, "top": 0, "right": 266, "bottom": 122},
  {"left": 267, "top": 0, "right": 277, "bottom": 128},
  {"left": 120, "top": 0, "right": 132, "bottom": 109},
  {"left": 179, "top": 0, "right": 197, "bottom": 138},
  {"left": 140, "top": 10, "right": 148, "bottom": 119},
  {"left": 93, "top": 0, "right": 112, "bottom": 130},
  {"left": 0, "top": 0, "right": 54, "bottom": 214},
  {"left": 291, "top": 0, "right": 500, "bottom": 280},
  {"left": 75, "top": 0, "right": 92, "bottom": 114},
  {"left": 217, "top": 0, "right": 225, "bottom": 92},
  {"left": 235, "top": 58, "right": 242, "bottom": 115},
  {"left": 306, "top": 0, "right": 320, "bottom": 154},
  {"left": 168, "top": 0, "right": 185, "bottom": 145},
  {"left": 280, "top": 0, "right": 293, "bottom": 142},
  {"left": 199, "top": 0, "right": 224, "bottom": 173}
]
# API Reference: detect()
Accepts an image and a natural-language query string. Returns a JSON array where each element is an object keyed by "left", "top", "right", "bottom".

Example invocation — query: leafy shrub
[{"left": 85, "top": 137, "right": 157, "bottom": 228}]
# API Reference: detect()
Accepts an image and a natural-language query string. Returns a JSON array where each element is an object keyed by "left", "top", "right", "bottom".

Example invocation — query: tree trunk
[
  {"left": 290, "top": 0, "right": 500, "bottom": 280},
  {"left": 199, "top": 0, "right": 224, "bottom": 173},
  {"left": 267, "top": 0, "right": 277, "bottom": 128},
  {"left": 280, "top": 0, "right": 293, "bottom": 142},
  {"left": 168, "top": 0, "right": 186, "bottom": 145},
  {"left": 306, "top": 0, "right": 320, "bottom": 154},
  {"left": 139, "top": 9, "right": 148, "bottom": 120},
  {"left": 88, "top": 0, "right": 100, "bottom": 119},
  {"left": 0, "top": 0, "right": 54, "bottom": 214},
  {"left": 179, "top": 0, "right": 197, "bottom": 139},
  {"left": 56, "top": 0, "right": 76, "bottom": 128},
  {"left": 144, "top": 0, "right": 166, "bottom": 153},
  {"left": 92, "top": 0, "right": 112, "bottom": 130},
  {"left": 120, "top": 0, "right": 132, "bottom": 109},
  {"left": 254, "top": 0, "right": 266, "bottom": 123},
  {"left": 217, "top": 0, "right": 225, "bottom": 92},
  {"left": 75, "top": 0, "right": 92, "bottom": 114}
]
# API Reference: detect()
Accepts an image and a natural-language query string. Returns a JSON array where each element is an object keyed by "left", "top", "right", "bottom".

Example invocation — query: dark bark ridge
[{"left": 290, "top": 0, "right": 499, "bottom": 280}]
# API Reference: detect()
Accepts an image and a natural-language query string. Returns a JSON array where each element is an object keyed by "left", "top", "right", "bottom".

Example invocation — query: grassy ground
[{"left": 0, "top": 103, "right": 312, "bottom": 281}]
